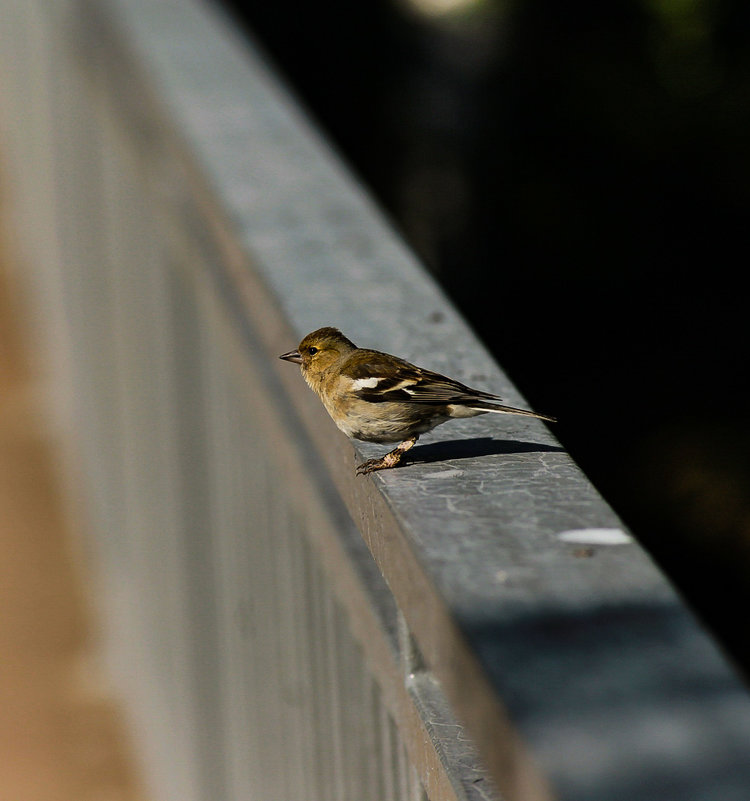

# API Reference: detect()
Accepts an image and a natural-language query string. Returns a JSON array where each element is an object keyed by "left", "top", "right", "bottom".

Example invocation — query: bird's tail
[{"left": 471, "top": 401, "right": 557, "bottom": 423}]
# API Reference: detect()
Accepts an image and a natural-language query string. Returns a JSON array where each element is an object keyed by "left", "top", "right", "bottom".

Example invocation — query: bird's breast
[{"left": 334, "top": 400, "right": 450, "bottom": 444}]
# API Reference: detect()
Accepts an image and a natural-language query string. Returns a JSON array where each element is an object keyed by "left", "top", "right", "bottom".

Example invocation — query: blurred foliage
[{"left": 223, "top": 0, "right": 750, "bottom": 673}]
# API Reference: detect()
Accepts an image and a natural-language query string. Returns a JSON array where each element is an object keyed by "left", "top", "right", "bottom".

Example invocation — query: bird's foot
[
  {"left": 356, "top": 451, "right": 403, "bottom": 475},
  {"left": 356, "top": 436, "right": 418, "bottom": 476}
]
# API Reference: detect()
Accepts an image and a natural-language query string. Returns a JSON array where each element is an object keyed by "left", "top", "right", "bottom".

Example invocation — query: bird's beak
[{"left": 279, "top": 348, "right": 303, "bottom": 364}]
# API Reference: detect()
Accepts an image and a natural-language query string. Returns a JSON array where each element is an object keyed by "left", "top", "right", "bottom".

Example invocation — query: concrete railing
[{"left": 2, "top": 1, "right": 750, "bottom": 800}]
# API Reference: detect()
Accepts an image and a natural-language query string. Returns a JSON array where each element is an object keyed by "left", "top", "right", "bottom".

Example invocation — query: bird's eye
[{"left": 307, "top": 346, "right": 318, "bottom": 355}]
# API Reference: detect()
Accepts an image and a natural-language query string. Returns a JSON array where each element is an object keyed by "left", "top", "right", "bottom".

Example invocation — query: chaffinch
[{"left": 280, "top": 326, "right": 556, "bottom": 475}]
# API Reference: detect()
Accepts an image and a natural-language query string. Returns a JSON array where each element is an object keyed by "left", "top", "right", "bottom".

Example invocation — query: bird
[{"left": 279, "top": 327, "right": 556, "bottom": 475}]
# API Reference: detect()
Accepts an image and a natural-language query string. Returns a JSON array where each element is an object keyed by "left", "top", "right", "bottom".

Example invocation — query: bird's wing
[{"left": 342, "top": 351, "right": 501, "bottom": 405}]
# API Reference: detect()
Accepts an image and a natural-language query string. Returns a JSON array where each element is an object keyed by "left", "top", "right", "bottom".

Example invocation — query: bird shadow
[{"left": 404, "top": 437, "right": 565, "bottom": 466}]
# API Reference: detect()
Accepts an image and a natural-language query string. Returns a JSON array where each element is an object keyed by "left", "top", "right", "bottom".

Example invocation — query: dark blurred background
[{"left": 217, "top": 0, "right": 750, "bottom": 672}]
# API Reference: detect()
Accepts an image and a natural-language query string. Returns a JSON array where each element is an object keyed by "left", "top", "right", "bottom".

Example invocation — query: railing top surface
[{"left": 74, "top": 0, "right": 750, "bottom": 798}]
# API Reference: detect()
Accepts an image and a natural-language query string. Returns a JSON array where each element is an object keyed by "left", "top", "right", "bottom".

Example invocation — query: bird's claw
[
  {"left": 356, "top": 452, "right": 403, "bottom": 476},
  {"left": 355, "top": 436, "right": 418, "bottom": 476}
]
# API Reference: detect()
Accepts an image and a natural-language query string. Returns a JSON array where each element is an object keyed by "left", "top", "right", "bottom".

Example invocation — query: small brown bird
[{"left": 280, "top": 327, "right": 556, "bottom": 475}]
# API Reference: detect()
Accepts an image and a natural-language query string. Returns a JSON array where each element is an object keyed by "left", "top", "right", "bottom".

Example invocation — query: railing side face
[{"left": 0, "top": 3, "right": 489, "bottom": 801}]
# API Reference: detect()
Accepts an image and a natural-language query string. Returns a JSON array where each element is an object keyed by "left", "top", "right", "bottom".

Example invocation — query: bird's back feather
[{"left": 341, "top": 350, "right": 555, "bottom": 421}]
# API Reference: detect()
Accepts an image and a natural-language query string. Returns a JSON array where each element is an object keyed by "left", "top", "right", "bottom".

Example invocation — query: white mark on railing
[{"left": 557, "top": 528, "right": 633, "bottom": 545}]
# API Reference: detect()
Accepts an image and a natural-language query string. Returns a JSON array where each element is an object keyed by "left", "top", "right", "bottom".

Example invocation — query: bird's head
[{"left": 279, "top": 327, "right": 357, "bottom": 376}]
